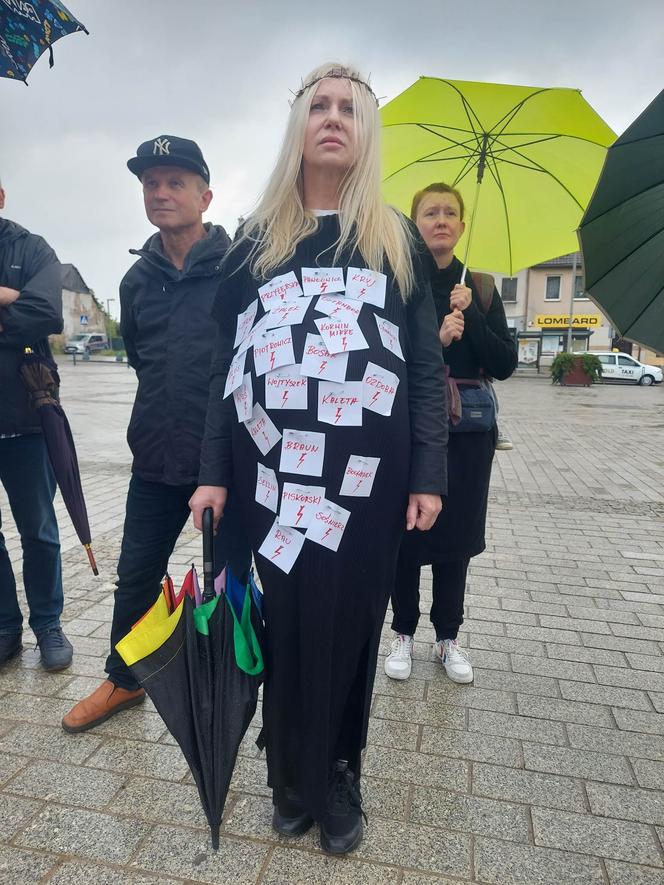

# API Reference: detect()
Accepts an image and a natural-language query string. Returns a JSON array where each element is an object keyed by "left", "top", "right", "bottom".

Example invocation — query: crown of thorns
[{"left": 291, "top": 69, "right": 378, "bottom": 105}]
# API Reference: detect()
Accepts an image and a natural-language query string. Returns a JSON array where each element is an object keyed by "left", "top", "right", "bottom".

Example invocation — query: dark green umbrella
[{"left": 579, "top": 89, "right": 664, "bottom": 352}]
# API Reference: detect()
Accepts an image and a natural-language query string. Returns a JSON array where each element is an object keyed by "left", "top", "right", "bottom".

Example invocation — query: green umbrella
[
  {"left": 578, "top": 89, "right": 664, "bottom": 353},
  {"left": 381, "top": 77, "right": 615, "bottom": 275}
]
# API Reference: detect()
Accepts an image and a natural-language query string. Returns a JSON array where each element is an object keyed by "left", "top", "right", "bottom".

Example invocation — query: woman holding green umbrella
[
  {"left": 384, "top": 182, "right": 517, "bottom": 685},
  {"left": 191, "top": 62, "right": 447, "bottom": 854}
]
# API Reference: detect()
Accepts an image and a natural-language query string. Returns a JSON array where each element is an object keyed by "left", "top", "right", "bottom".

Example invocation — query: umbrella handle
[{"left": 202, "top": 507, "right": 215, "bottom": 602}]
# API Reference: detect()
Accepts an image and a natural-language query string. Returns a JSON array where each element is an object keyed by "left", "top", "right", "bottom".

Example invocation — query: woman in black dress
[
  {"left": 384, "top": 182, "right": 517, "bottom": 685},
  {"left": 190, "top": 64, "right": 447, "bottom": 854}
]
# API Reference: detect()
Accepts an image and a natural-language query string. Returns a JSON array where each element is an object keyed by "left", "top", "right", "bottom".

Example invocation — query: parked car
[
  {"left": 64, "top": 333, "right": 108, "bottom": 355},
  {"left": 595, "top": 352, "right": 663, "bottom": 385}
]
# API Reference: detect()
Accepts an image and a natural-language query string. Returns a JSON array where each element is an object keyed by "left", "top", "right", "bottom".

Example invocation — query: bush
[{"left": 550, "top": 352, "right": 603, "bottom": 385}]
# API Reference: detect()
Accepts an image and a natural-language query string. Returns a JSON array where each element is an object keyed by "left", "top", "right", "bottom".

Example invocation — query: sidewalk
[{"left": 1, "top": 364, "right": 663, "bottom": 884}]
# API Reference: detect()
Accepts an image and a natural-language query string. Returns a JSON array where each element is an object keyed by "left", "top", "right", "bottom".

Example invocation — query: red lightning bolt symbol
[
  {"left": 295, "top": 505, "right": 306, "bottom": 525},
  {"left": 334, "top": 407, "right": 343, "bottom": 424},
  {"left": 271, "top": 545, "right": 284, "bottom": 560},
  {"left": 296, "top": 453, "right": 307, "bottom": 469},
  {"left": 264, "top": 489, "right": 270, "bottom": 502},
  {"left": 269, "top": 351, "right": 276, "bottom": 371},
  {"left": 321, "top": 527, "right": 333, "bottom": 542},
  {"left": 320, "top": 280, "right": 328, "bottom": 293},
  {"left": 341, "top": 336, "right": 347, "bottom": 351},
  {"left": 369, "top": 391, "right": 381, "bottom": 408},
  {"left": 318, "top": 360, "right": 328, "bottom": 375},
  {"left": 353, "top": 479, "right": 364, "bottom": 493},
  {"left": 262, "top": 431, "right": 270, "bottom": 447},
  {"left": 281, "top": 390, "right": 289, "bottom": 407},
  {"left": 359, "top": 287, "right": 366, "bottom": 297}
]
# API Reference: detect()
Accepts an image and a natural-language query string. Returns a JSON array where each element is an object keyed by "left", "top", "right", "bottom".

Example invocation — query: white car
[
  {"left": 64, "top": 333, "right": 108, "bottom": 355},
  {"left": 595, "top": 352, "right": 663, "bottom": 386}
]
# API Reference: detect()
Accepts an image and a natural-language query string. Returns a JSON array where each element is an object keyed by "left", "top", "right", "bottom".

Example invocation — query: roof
[
  {"left": 61, "top": 263, "right": 92, "bottom": 294},
  {"left": 533, "top": 252, "right": 584, "bottom": 269}
]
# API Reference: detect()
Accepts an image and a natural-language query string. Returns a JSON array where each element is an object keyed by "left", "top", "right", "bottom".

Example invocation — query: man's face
[
  {"left": 141, "top": 166, "right": 212, "bottom": 233},
  {"left": 0, "top": 187, "right": 5, "bottom": 212}
]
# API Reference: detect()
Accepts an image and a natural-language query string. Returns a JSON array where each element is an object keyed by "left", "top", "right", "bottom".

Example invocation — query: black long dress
[
  {"left": 198, "top": 215, "right": 447, "bottom": 820},
  {"left": 400, "top": 255, "right": 518, "bottom": 565}
]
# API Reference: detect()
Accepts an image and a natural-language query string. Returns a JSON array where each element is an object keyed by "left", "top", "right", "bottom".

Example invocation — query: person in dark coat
[
  {"left": 62, "top": 137, "right": 251, "bottom": 733},
  {"left": 385, "top": 182, "right": 517, "bottom": 684},
  {"left": 0, "top": 178, "right": 73, "bottom": 672},
  {"left": 190, "top": 63, "right": 447, "bottom": 855}
]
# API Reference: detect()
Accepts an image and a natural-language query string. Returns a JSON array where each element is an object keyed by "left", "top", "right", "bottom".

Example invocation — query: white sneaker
[
  {"left": 434, "top": 639, "right": 474, "bottom": 684},
  {"left": 384, "top": 634, "right": 414, "bottom": 681},
  {"left": 496, "top": 431, "right": 513, "bottom": 451}
]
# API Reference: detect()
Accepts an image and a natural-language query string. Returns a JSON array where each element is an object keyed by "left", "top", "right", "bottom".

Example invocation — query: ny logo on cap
[{"left": 153, "top": 138, "right": 171, "bottom": 156}]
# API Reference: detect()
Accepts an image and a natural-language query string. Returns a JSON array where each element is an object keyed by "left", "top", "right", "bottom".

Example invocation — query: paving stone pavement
[{"left": 1, "top": 361, "right": 663, "bottom": 884}]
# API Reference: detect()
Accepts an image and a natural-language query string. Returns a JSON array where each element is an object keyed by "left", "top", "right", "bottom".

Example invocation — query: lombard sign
[{"left": 535, "top": 315, "right": 602, "bottom": 328}]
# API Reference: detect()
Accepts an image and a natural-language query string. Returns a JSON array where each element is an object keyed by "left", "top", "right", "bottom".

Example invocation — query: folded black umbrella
[{"left": 19, "top": 347, "right": 98, "bottom": 575}]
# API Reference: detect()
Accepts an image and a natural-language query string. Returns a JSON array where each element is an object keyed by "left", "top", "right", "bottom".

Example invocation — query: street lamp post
[{"left": 105, "top": 298, "right": 116, "bottom": 345}]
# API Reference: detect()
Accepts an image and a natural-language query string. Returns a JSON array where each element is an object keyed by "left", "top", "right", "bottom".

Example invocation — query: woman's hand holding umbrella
[
  {"left": 440, "top": 310, "right": 464, "bottom": 347},
  {"left": 189, "top": 485, "right": 228, "bottom": 532}
]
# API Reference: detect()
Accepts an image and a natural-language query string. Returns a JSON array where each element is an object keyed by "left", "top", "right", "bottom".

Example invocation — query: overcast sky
[{"left": 1, "top": 0, "right": 662, "bottom": 318}]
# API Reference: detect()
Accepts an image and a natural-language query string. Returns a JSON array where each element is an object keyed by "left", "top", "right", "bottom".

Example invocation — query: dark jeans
[
  {"left": 390, "top": 552, "right": 470, "bottom": 641},
  {"left": 0, "top": 434, "right": 64, "bottom": 636},
  {"left": 105, "top": 475, "right": 252, "bottom": 690}
]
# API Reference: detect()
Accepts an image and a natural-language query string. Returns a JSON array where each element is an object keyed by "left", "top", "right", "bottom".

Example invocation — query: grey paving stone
[
  {"left": 372, "top": 671, "right": 427, "bottom": 700},
  {"left": 362, "top": 746, "right": 469, "bottom": 791},
  {"left": 4, "top": 758, "right": 125, "bottom": 810},
  {"left": 627, "top": 653, "right": 664, "bottom": 674},
  {"left": 510, "top": 653, "right": 595, "bottom": 682},
  {"left": 0, "top": 751, "right": 28, "bottom": 785},
  {"left": 410, "top": 786, "right": 530, "bottom": 842},
  {"left": 15, "top": 804, "right": 150, "bottom": 864},
  {"left": 132, "top": 824, "right": 267, "bottom": 883},
  {"left": 0, "top": 846, "right": 56, "bottom": 884},
  {"left": 110, "top": 775, "right": 208, "bottom": 827},
  {"left": 56, "top": 674, "right": 113, "bottom": 701},
  {"left": 475, "top": 837, "right": 604, "bottom": 884},
  {"left": 469, "top": 605, "right": 538, "bottom": 626},
  {"left": 546, "top": 643, "right": 628, "bottom": 666},
  {"left": 371, "top": 696, "right": 466, "bottom": 728},
  {"left": 0, "top": 691, "right": 79, "bottom": 726},
  {"left": 46, "top": 860, "right": 182, "bottom": 885},
  {"left": 605, "top": 860, "right": 664, "bottom": 885},
  {"left": 63, "top": 654, "right": 111, "bottom": 678},
  {"left": 523, "top": 743, "right": 633, "bottom": 784},
  {"left": 0, "top": 721, "right": 101, "bottom": 764},
  {"left": 500, "top": 598, "right": 567, "bottom": 617},
  {"left": 426, "top": 681, "right": 517, "bottom": 714},
  {"left": 613, "top": 708, "right": 664, "bottom": 736},
  {"left": 0, "top": 667, "right": 75, "bottom": 697},
  {"left": 470, "top": 633, "right": 546, "bottom": 657},
  {"left": 63, "top": 634, "right": 109, "bottom": 657},
  {"left": 582, "top": 633, "right": 662, "bottom": 656},
  {"left": 367, "top": 717, "right": 421, "bottom": 751},
  {"left": 474, "top": 668, "right": 560, "bottom": 698},
  {"left": 633, "top": 759, "right": 664, "bottom": 790},
  {"left": 419, "top": 725, "right": 522, "bottom": 766},
  {"left": 560, "top": 680, "right": 653, "bottom": 710},
  {"left": 91, "top": 709, "right": 168, "bottom": 743},
  {"left": 228, "top": 754, "right": 270, "bottom": 797},
  {"left": 262, "top": 846, "right": 400, "bottom": 884},
  {"left": 473, "top": 763, "right": 586, "bottom": 811},
  {"left": 0, "top": 792, "right": 41, "bottom": 840},
  {"left": 649, "top": 692, "right": 664, "bottom": 714},
  {"left": 506, "top": 625, "right": 581, "bottom": 645},
  {"left": 353, "top": 817, "right": 471, "bottom": 878},
  {"left": 566, "top": 605, "right": 640, "bottom": 625},
  {"left": 567, "top": 723, "right": 664, "bottom": 762},
  {"left": 611, "top": 624, "right": 664, "bottom": 642},
  {"left": 594, "top": 665, "right": 664, "bottom": 693},
  {"left": 468, "top": 708, "right": 567, "bottom": 745},
  {"left": 586, "top": 783, "right": 664, "bottom": 825},
  {"left": 85, "top": 737, "right": 190, "bottom": 780},
  {"left": 60, "top": 617, "right": 106, "bottom": 636},
  {"left": 516, "top": 693, "right": 614, "bottom": 727},
  {"left": 531, "top": 806, "right": 662, "bottom": 865},
  {"left": 541, "top": 615, "right": 613, "bottom": 634}
]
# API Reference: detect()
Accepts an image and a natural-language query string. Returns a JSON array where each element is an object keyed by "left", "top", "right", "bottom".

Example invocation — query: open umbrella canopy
[
  {"left": 579, "top": 89, "right": 664, "bottom": 353},
  {"left": 381, "top": 77, "right": 615, "bottom": 274},
  {"left": 0, "top": 0, "right": 87, "bottom": 82}
]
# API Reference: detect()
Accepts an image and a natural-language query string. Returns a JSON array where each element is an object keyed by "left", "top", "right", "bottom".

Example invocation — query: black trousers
[{"left": 390, "top": 553, "right": 470, "bottom": 641}]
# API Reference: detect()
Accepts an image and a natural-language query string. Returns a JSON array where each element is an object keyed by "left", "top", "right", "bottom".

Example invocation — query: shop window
[
  {"left": 545, "top": 276, "right": 561, "bottom": 300},
  {"left": 541, "top": 334, "right": 560, "bottom": 355},
  {"left": 501, "top": 277, "right": 518, "bottom": 302}
]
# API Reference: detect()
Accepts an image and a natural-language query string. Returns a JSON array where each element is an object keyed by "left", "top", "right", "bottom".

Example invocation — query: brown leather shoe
[{"left": 62, "top": 680, "right": 146, "bottom": 734}]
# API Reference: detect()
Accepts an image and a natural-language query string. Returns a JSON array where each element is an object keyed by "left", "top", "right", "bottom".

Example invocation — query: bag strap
[{"left": 470, "top": 271, "right": 495, "bottom": 315}]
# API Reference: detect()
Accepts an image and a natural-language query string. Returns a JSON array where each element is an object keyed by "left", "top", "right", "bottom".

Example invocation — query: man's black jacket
[
  {"left": 120, "top": 223, "right": 231, "bottom": 486},
  {"left": 0, "top": 218, "right": 63, "bottom": 435}
]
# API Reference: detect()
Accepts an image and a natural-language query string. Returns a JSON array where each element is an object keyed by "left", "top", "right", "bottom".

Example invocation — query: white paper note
[
  {"left": 279, "top": 429, "right": 325, "bottom": 477},
  {"left": 255, "top": 463, "right": 279, "bottom": 512},
  {"left": 223, "top": 349, "right": 247, "bottom": 398},
  {"left": 278, "top": 482, "right": 326, "bottom": 528},
  {"left": 245, "top": 404, "right": 282, "bottom": 456},
  {"left": 305, "top": 499, "right": 351, "bottom": 552},
  {"left": 264, "top": 365, "right": 308, "bottom": 410},
  {"left": 301, "top": 267, "right": 345, "bottom": 298},
  {"left": 253, "top": 327, "right": 296, "bottom": 376},
  {"left": 233, "top": 373, "right": 253, "bottom": 422},
  {"left": 375, "top": 315, "right": 405, "bottom": 361},
  {"left": 361, "top": 362, "right": 400, "bottom": 416},
  {"left": 264, "top": 299, "right": 310, "bottom": 330},
  {"left": 345, "top": 267, "right": 387, "bottom": 308},
  {"left": 236, "top": 313, "right": 270, "bottom": 356},
  {"left": 318, "top": 381, "right": 363, "bottom": 426},
  {"left": 315, "top": 317, "right": 369, "bottom": 355},
  {"left": 339, "top": 455, "right": 381, "bottom": 497},
  {"left": 315, "top": 295, "right": 363, "bottom": 323},
  {"left": 234, "top": 299, "right": 258, "bottom": 348},
  {"left": 299, "top": 334, "right": 349, "bottom": 383},
  {"left": 258, "top": 271, "right": 304, "bottom": 311},
  {"left": 258, "top": 519, "right": 305, "bottom": 574}
]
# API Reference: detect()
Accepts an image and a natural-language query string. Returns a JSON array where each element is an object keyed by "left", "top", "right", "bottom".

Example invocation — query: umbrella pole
[{"left": 460, "top": 134, "right": 489, "bottom": 285}]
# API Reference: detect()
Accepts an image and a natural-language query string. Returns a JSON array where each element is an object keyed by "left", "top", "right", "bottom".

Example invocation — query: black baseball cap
[{"left": 127, "top": 135, "right": 210, "bottom": 184}]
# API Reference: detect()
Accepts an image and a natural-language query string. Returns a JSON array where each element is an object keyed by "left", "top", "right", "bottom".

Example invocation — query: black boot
[
  {"left": 272, "top": 787, "right": 314, "bottom": 836},
  {"left": 320, "top": 760, "right": 366, "bottom": 855}
]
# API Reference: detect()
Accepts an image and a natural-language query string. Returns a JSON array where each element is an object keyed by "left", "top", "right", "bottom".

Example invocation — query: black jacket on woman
[{"left": 402, "top": 254, "right": 517, "bottom": 563}]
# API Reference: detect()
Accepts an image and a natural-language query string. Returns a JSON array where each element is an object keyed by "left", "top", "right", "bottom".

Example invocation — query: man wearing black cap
[{"left": 62, "top": 136, "right": 251, "bottom": 732}]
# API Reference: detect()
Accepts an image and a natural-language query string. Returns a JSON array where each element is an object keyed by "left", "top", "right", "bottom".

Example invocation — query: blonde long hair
[{"left": 237, "top": 63, "right": 415, "bottom": 299}]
